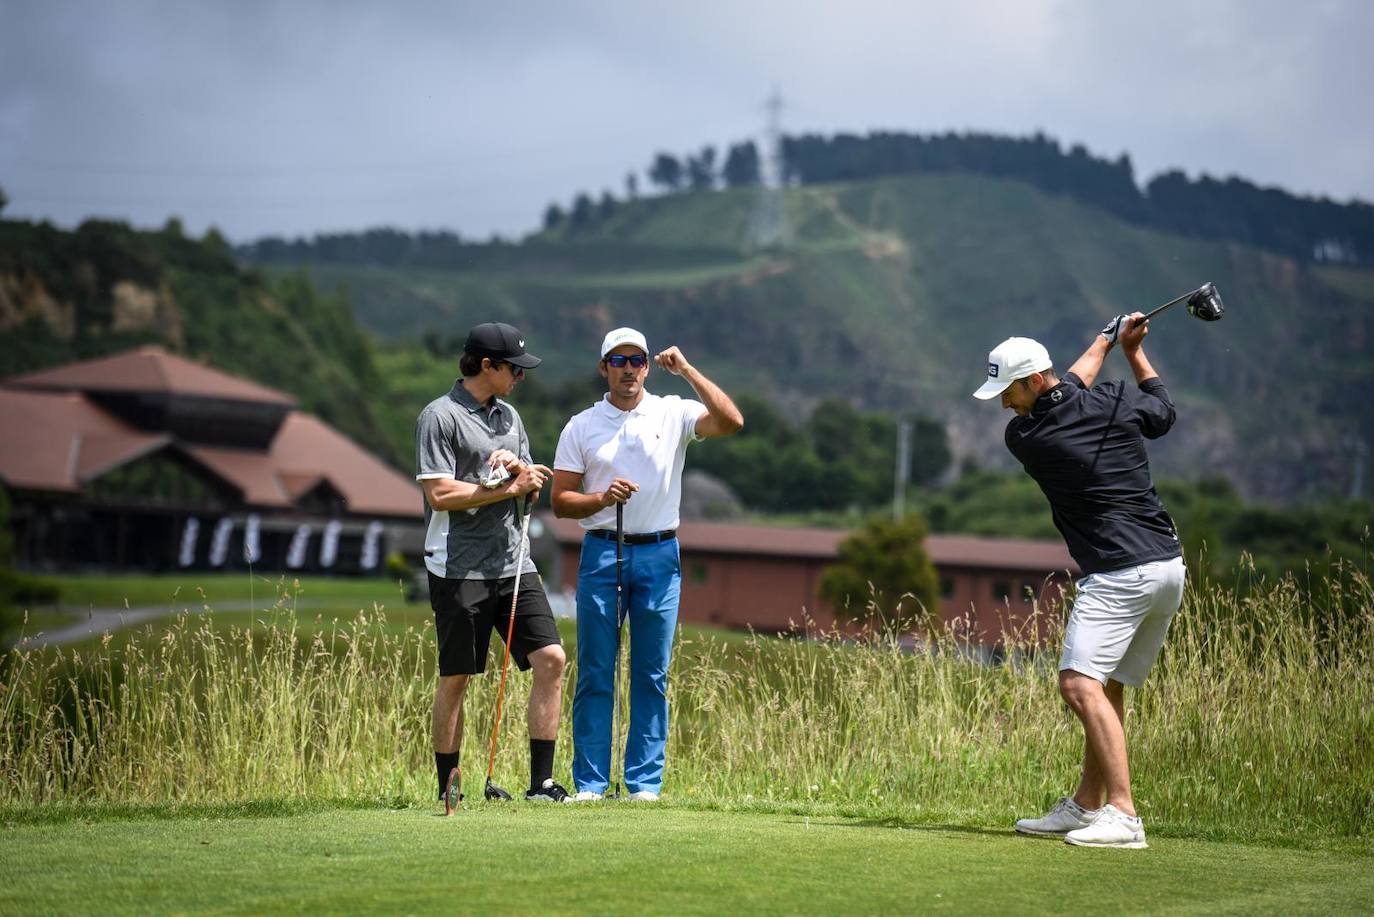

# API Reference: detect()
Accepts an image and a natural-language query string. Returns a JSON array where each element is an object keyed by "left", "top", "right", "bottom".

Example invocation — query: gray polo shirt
[{"left": 415, "top": 381, "right": 536, "bottom": 580}]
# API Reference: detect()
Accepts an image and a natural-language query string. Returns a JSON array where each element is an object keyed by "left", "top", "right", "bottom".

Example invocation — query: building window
[
  {"left": 691, "top": 562, "right": 709, "bottom": 584},
  {"left": 993, "top": 580, "right": 1011, "bottom": 601},
  {"left": 1021, "top": 582, "right": 1037, "bottom": 603},
  {"left": 940, "top": 577, "right": 954, "bottom": 599}
]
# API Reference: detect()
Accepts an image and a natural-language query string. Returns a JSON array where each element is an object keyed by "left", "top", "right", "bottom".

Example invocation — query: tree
[
  {"left": 909, "top": 416, "right": 952, "bottom": 486},
  {"left": 0, "top": 184, "right": 8, "bottom": 216},
  {"left": 597, "top": 190, "right": 616, "bottom": 220},
  {"left": 202, "top": 225, "right": 230, "bottom": 255},
  {"left": 686, "top": 145, "right": 716, "bottom": 191},
  {"left": 624, "top": 172, "right": 639, "bottom": 200},
  {"left": 542, "top": 203, "right": 565, "bottom": 231},
  {"left": 819, "top": 513, "right": 939, "bottom": 633},
  {"left": 569, "top": 193, "right": 595, "bottom": 230},
  {"left": 722, "top": 141, "right": 761, "bottom": 187},
  {"left": 648, "top": 153, "right": 683, "bottom": 193}
]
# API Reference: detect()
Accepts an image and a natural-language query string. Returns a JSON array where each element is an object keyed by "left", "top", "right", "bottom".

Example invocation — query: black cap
[{"left": 463, "top": 322, "right": 542, "bottom": 369}]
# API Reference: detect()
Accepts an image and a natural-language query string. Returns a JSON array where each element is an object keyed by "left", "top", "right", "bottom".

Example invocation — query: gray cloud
[{"left": 2, "top": 0, "right": 1369, "bottom": 241}]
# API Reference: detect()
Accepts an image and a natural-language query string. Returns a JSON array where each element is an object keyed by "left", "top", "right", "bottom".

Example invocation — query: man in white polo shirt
[{"left": 552, "top": 327, "right": 743, "bottom": 801}]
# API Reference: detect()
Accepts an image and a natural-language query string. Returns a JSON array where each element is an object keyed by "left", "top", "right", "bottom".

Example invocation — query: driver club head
[
  {"left": 1185, "top": 282, "right": 1225, "bottom": 321},
  {"left": 484, "top": 777, "right": 513, "bottom": 801}
]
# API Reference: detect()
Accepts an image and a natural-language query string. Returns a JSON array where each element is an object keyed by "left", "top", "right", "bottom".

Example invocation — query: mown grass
[
  {"left": 2, "top": 561, "right": 1371, "bottom": 851},
  {"left": 3, "top": 807, "right": 1372, "bottom": 915},
  {"left": 48, "top": 571, "right": 411, "bottom": 611}
]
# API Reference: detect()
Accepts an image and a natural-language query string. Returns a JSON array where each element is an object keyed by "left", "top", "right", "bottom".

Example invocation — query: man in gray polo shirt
[{"left": 415, "top": 322, "right": 569, "bottom": 811}]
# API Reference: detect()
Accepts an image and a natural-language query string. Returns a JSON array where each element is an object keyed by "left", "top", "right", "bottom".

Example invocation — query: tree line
[
  {"left": 779, "top": 131, "right": 1374, "bottom": 265},
  {"left": 541, "top": 130, "right": 1372, "bottom": 263}
]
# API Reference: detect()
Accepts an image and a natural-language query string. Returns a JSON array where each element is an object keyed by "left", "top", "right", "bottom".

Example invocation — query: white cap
[
  {"left": 600, "top": 327, "right": 648, "bottom": 357},
  {"left": 972, "top": 337, "right": 1052, "bottom": 400}
]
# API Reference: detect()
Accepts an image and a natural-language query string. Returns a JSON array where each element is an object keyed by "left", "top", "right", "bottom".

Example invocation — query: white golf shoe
[
  {"left": 1064, "top": 804, "right": 1148, "bottom": 849},
  {"left": 571, "top": 790, "right": 604, "bottom": 802},
  {"left": 627, "top": 790, "right": 660, "bottom": 802},
  {"left": 1014, "top": 796, "right": 1098, "bottom": 837}
]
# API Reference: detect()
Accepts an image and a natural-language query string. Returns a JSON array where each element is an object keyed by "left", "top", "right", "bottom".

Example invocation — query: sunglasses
[
  {"left": 494, "top": 361, "right": 524, "bottom": 380},
  {"left": 604, "top": 354, "right": 648, "bottom": 369}
]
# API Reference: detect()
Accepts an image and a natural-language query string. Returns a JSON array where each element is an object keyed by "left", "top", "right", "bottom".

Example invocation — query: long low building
[
  {"left": 540, "top": 515, "right": 1078, "bottom": 646},
  {"left": 1, "top": 346, "right": 424, "bottom": 574}
]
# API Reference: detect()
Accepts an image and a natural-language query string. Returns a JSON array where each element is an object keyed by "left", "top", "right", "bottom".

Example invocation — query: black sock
[
  {"left": 436, "top": 751, "right": 459, "bottom": 798},
  {"left": 530, "top": 739, "right": 555, "bottom": 789}
]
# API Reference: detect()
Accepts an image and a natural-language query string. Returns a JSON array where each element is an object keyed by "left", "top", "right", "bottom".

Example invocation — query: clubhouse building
[{"left": 0, "top": 346, "right": 423, "bottom": 574}]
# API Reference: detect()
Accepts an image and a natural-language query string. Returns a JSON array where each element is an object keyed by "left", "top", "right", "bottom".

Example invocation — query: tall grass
[{"left": 2, "top": 561, "right": 1371, "bottom": 843}]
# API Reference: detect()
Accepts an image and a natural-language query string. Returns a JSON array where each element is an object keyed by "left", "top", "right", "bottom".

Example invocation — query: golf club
[
  {"left": 609, "top": 502, "right": 627, "bottom": 799},
  {"left": 483, "top": 492, "right": 536, "bottom": 802},
  {"left": 1140, "top": 281, "right": 1226, "bottom": 323}
]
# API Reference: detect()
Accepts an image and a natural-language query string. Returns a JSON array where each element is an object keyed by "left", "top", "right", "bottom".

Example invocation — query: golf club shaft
[
  {"left": 485, "top": 492, "right": 535, "bottom": 781},
  {"left": 1141, "top": 289, "right": 1196, "bottom": 322},
  {"left": 611, "top": 502, "right": 625, "bottom": 796}
]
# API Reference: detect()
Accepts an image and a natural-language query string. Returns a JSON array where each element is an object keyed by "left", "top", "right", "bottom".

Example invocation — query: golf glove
[
  {"left": 1100, "top": 314, "right": 1128, "bottom": 345},
  {"left": 479, "top": 462, "right": 511, "bottom": 489}
]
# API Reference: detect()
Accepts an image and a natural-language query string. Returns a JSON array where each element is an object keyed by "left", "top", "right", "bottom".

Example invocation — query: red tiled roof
[
  {"left": 1, "top": 348, "right": 421, "bottom": 518},
  {"left": 181, "top": 445, "right": 293, "bottom": 506},
  {"left": 268, "top": 413, "right": 421, "bottom": 517},
  {"left": 542, "top": 515, "right": 1077, "bottom": 574},
  {"left": 0, "top": 389, "right": 168, "bottom": 492},
  {"left": 5, "top": 345, "right": 296, "bottom": 406}
]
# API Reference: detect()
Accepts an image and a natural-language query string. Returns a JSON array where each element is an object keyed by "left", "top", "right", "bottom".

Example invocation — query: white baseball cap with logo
[
  {"left": 972, "top": 337, "right": 1053, "bottom": 400},
  {"left": 600, "top": 327, "right": 649, "bottom": 357}
]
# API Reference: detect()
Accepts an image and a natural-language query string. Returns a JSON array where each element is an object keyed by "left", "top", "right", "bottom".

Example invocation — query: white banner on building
[
  {"left": 360, "top": 520, "right": 384, "bottom": 570},
  {"left": 243, "top": 514, "right": 262, "bottom": 564},
  {"left": 319, "top": 519, "right": 343, "bottom": 568},
  {"left": 178, "top": 517, "right": 200, "bottom": 567},
  {"left": 286, "top": 523, "right": 312, "bottom": 569},
  {"left": 209, "top": 517, "right": 234, "bottom": 567}
]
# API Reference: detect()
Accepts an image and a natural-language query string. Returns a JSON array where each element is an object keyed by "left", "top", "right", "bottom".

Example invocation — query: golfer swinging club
[
  {"left": 553, "top": 327, "right": 743, "bottom": 801},
  {"left": 416, "top": 322, "right": 571, "bottom": 812},
  {"left": 973, "top": 312, "right": 1185, "bottom": 848}
]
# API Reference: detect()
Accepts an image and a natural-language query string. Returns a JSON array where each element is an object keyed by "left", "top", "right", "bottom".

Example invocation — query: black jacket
[{"left": 1005, "top": 372, "right": 1181, "bottom": 576}]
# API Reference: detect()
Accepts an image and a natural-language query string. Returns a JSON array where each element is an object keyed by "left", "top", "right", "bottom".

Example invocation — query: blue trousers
[{"left": 571, "top": 534, "right": 680, "bottom": 795}]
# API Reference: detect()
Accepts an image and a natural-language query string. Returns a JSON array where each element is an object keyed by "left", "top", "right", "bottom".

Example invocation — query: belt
[{"left": 586, "top": 528, "right": 677, "bottom": 545}]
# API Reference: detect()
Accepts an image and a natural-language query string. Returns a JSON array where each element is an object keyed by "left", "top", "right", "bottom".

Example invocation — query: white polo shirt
[{"left": 555, "top": 392, "right": 706, "bottom": 534}]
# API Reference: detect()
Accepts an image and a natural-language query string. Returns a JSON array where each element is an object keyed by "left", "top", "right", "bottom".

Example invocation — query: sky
[{"left": 1, "top": 0, "right": 1370, "bottom": 243}]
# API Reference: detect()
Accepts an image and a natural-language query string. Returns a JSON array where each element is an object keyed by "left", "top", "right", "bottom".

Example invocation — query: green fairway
[
  {"left": 1, "top": 805, "right": 1370, "bottom": 914},
  {"left": 48, "top": 572, "right": 413, "bottom": 612}
]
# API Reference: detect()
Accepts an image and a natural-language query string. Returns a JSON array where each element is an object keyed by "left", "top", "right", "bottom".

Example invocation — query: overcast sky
[{"left": 2, "top": 0, "right": 1370, "bottom": 242}]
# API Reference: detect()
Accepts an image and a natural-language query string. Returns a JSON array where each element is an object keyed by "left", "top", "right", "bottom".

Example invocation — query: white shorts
[{"left": 1059, "top": 556, "right": 1185, "bottom": 687}]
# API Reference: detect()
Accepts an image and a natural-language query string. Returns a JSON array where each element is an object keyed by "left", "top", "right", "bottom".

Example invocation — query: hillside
[
  {"left": 0, "top": 219, "right": 400, "bottom": 465},
  {"left": 245, "top": 174, "right": 1374, "bottom": 500}
]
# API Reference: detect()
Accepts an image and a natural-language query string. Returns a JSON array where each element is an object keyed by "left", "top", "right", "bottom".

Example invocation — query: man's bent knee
[
  {"left": 1059, "top": 669, "right": 1104, "bottom": 711},
  {"left": 529, "top": 644, "right": 566, "bottom": 681}
]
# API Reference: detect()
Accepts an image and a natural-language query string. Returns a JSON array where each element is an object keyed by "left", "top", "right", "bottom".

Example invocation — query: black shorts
[{"left": 428, "top": 571, "right": 562, "bottom": 677}]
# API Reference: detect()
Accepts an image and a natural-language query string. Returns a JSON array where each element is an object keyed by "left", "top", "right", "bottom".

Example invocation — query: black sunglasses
[
  {"left": 493, "top": 361, "right": 524, "bottom": 379},
  {"left": 604, "top": 354, "right": 648, "bottom": 368}
]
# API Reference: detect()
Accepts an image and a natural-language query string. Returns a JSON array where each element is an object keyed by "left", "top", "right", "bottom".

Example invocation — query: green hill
[{"left": 249, "top": 174, "right": 1374, "bottom": 500}]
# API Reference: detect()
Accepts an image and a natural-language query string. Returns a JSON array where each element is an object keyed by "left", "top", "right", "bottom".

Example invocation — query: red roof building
[{"left": 1, "top": 346, "right": 421, "bottom": 573}]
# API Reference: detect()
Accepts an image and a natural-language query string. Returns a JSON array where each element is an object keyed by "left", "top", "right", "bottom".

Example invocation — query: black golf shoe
[{"left": 525, "top": 779, "right": 572, "bottom": 803}]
